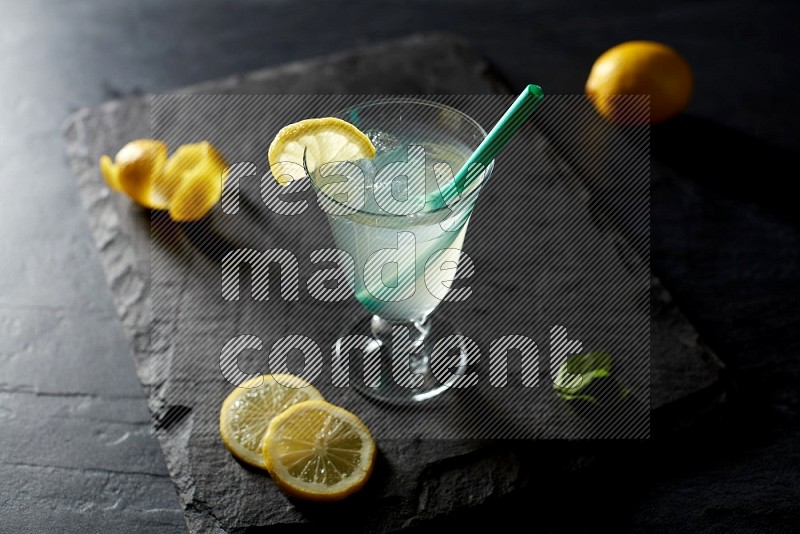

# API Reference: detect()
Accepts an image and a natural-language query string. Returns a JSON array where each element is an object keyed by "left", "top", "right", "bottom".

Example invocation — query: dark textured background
[{"left": 2, "top": 0, "right": 799, "bottom": 532}]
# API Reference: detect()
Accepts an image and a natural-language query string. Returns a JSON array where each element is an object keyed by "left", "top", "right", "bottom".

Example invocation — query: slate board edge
[{"left": 61, "top": 32, "right": 726, "bottom": 532}]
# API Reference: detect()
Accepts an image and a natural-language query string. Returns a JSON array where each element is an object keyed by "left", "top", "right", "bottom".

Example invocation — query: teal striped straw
[{"left": 439, "top": 84, "right": 544, "bottom": 206}]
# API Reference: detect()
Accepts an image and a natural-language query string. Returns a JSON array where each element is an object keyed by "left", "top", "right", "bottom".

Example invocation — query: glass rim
[{"left": 307, "top": 97, "right": 494, "bottom": 226}]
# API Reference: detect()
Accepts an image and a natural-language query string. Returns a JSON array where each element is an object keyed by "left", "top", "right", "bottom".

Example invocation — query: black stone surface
[
  {"left": 2, "top": 0, "right": 799, "bottom": 532},
  {"left": 62, "top": 35, "right": 719, "bottom": 531}
]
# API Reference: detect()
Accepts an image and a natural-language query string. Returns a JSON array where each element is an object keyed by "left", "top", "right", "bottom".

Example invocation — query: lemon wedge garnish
[
  {"left": 268, "top": 117, "right": 376, "bottom": 185},
  {"left": 261, "top": 400, "right": 376, "bottom": 501},
  {"left": 219, "top": 374, "right": 324, "bottom": 469}
]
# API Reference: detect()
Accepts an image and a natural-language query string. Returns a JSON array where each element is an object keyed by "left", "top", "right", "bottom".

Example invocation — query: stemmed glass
[{"left": 308, "top": 99, "right": 492, "bottom": 403}]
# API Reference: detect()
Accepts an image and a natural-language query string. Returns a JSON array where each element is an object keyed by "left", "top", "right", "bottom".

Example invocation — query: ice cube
[{"left": 366, "top": 129, "right": 401, "bottom": 153}]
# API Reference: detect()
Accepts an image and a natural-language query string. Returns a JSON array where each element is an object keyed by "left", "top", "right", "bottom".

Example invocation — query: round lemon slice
[
  {"left": 267, "top": 117, "right": 376, "bottom": 185},
  {"left": 219, "top": 374, "right": 324, "bottom": 469},
  {"left": 261, "top": 400, "right": 376, "bottom": 501}
]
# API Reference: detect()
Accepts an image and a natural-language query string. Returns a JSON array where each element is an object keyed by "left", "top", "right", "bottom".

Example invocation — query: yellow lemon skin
[
  {"left": 99, "top": 139, "right": 228, "bottom": 221},
  {"left": 586, "top": 41, "right": 693, "bottom": 124},
  {"left": 100, "top": 139, "right": 170, "bottom": 209},
  {"left": 165, "top": 141, "right": 229, "bottom": 222}
]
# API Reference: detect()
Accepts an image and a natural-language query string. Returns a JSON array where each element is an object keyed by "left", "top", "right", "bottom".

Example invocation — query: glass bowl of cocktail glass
[{"left": 305, "top": 88, "right": 543, "bottom": 404}]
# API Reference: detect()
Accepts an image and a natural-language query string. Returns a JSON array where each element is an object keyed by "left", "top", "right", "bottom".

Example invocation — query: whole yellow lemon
[{"left": 586, "top": 41, "right": 693, "bottom": 124}]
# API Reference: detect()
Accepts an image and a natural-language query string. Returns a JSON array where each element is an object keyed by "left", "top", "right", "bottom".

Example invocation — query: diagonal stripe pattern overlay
[{"left": 149, "top": 94, "right": 650, "bottom": 442}]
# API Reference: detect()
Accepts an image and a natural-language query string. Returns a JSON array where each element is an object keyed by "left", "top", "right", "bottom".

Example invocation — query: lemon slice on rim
[
  {"left": 268, "top": 117, "right": 376, "bottom": 185},
  {"left": 261, "top": 400, "right": 376, "bottom": 501},
  {"left": 219, "top": 374, "right": 324, "bottom": 469}
]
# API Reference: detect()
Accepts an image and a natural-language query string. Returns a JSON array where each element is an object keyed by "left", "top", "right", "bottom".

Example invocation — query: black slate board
[{"left": 62, "top": 34, "right": 725, "bottom": 532}]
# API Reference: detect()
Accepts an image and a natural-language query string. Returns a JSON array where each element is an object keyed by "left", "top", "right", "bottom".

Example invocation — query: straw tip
[{"left": 527, "top": 84, "right": 544, "bottom": 98}]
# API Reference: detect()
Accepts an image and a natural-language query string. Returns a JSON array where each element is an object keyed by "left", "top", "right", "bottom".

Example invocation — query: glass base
[{"left": 333, "top": 314, "right": 470, "bottom": 405}]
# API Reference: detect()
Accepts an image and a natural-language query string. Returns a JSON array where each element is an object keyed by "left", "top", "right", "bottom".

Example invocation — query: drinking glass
[{"left": 308, "top": 99, "right": 493, "bottom": 403}]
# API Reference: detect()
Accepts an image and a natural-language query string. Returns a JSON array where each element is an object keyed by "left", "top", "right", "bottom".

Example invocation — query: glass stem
[
  {"left": 370, "top": 315, "right": 430, "bottom": 346},
  {"left": 370, "top": 315, "right": 431, "bottom": 377}
]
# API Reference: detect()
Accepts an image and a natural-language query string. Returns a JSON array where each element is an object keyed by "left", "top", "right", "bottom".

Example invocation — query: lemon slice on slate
[
  {"left": 219, "top": 374, "right": 324, "bottom": 469},
  {"left": 261, "top": 400, "right": 376, "bottom": 501}
]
